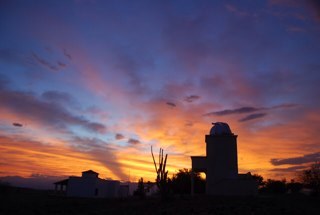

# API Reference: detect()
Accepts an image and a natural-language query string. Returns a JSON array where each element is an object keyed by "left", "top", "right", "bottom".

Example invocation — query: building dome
[{"left": 209, "top": 122, "right": 232, "bottom": 136}]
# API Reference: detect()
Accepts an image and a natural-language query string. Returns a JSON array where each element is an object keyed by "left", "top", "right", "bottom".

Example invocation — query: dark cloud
[
  {"left": 63, "top": 49, "right": 72, "bottom": 60},
  {"left": 271, "top": 103, "right": 297, "bottom": 109},
  {"left": 115, "top": 133, "right": 125, "bottom": 140},
  {"left": 239, "top": 113, "right": 267, "bottom": 122},
  {"left": 184, "top": 95, "right": 201, "bottom": 103},
  {"left": 70, "top": 136, "right": 109, "bottom": 151},
  {"left": 128, "top": 138, "right": 141, "bottom": 145},
  {"left": 12, "top": 122, "right": 23, "bottom": 127},
  {"left": 85, "top": 122, "right": 107, "bottom": 134},
  {"left": 308, "top": 0, "right": 320, "bottom": 21},
  {"left": 57, "top": 61, "right": 66, "bottom": 67},
  {"left": 32, "top": 53, "right": 59, "bottom": 71},
  {"left": 269, "top": 165, "right": 307, "bottom": 172},
  {"left": 0, "top": 88, "right": 106, "bottom": 134},
  {"left": 204, "top": 106, "right": 260, "bottom": 116},
  {"left": 270, "top": 152, "right": 320, "bottom": 166},
  {"left": 204, "top": 104, "right": 297, "bottom": 116},
  {"left": 166, "top": 102, "right": 176, "bottom": 107},
  {"left": 32, "top": 53, "right": 67, "bottom": 71}
]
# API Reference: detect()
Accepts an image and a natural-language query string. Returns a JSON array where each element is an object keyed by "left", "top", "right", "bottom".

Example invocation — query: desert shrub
[
  {"left": 170, "top": 168, "right": 205, "bottom": 195},
  {"left": 260, "top": 179, "right": 287, "bottom": 194},
  {"left": 299, "top": 162, "right": 320, "bottom": 195},
  {"left": 133, "top": 177, "right": 146, "bottom": 199}
]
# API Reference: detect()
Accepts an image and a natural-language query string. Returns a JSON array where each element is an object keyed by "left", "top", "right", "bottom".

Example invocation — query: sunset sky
[{"left": 1, "top": 0, "right": 320, "bottom": 186}]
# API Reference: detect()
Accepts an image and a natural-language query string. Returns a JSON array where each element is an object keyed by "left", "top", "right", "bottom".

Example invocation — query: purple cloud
[
  {"left": 32, "top": 53, "right": 59, "bottom": 71},
  {"left": 204, "top": 104, "right": 297, "bottom": 117},
  {"left": 166, "top": 102, "right": 176, "bottom": 108},
  {"left": 184, "top": 95, "right": 201, "bottom": 103},
  {"left": 0, "top": 88, "right": 106, "bottom": 134},
  {"left": 239, "top": 113, "right": 267, "bottom": 122},
  {"left": 128, "top": 138, "right": 141, "bottom": 145},
  {"left": 270, "top": 152, "right": 320, "bottom": 166},
  {"left": 63, "top": 49, "right": 72, "bottom": 60},
  {"left": 204, "top": 107, "right": 261, "bottom": 116},
  {"left": 269, "top": 165, "right": 307, "bottom": 172},
  {"left": 115, "top": 133, "right": 125, "bottom": 140}
]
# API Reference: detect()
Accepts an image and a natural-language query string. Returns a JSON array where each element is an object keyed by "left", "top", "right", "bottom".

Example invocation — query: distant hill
[{"left": 0, "top": 175, "right": 65, "bottom": 190}]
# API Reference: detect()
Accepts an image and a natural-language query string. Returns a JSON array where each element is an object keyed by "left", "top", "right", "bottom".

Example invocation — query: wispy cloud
[
  {"left": 63, "top": 49, "right": 72, "bottom": 60},
  {"left": 115, "top": 133, "right": 125, "bottom": 140},
  {"left": 166, "top": 102, "right": 176, "bottom": 108},
  {"left": 239, "top": 113, "right": 267, "bottom": 122},
  {"left": 184, "top": 95, "right": 201, "bottom": 103},
  {"left": 269, "top": 165, "right": 307, "bottom": 172},
  {"left": 204, "top": 106, "right": 261, "bottom": 116},
  {"left": 128, "top": 138, "right": 141, "bottom": 145},
  {"left": 0, "top": 87, "right": 106, "bottom": 134},
  {"left": 32, "top": 53, "right": 59, "bottom": 71},
  {"left": 32, "top": 52, "right": 68, "bottom": 72},
  {"left": 270, "top": 152, "right": 320, "bottom": 166},
  {"left": 204, "top": 104, "right": 297, "bottom": 117}
]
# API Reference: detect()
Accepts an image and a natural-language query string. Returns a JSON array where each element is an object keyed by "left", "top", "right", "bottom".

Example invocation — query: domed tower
[
  {"left": 191, "top": 122, "right": 258, "bottom": 195},
  {"left": 206, "top": 122, "right": 238, "bottom": 194}
]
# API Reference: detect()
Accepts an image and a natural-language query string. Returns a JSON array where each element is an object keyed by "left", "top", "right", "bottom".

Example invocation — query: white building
[
  {"left": 54, "top": 170, "right": 155, "bottom": 198},
  {"left": 54, "top": 170, "right": 121, "bottom": 198},
  {"left": 191, "top": 122, "right": 258, "bottom": 195}
]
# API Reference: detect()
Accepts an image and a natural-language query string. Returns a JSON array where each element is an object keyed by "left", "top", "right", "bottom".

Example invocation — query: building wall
[
  {"left": 67, "top": 176, "right": 97, "bottom": 198},
  {"left": 66, "top": 176, "right": 120, "bottom": 198},
  {"left": 209, "top": 178, "right": 258, "bottom": 196},
  {"left": 205, "top": 135, "right": 238, "bottom": 195}
]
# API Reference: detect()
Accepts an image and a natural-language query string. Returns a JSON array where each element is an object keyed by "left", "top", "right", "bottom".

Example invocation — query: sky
[{"left": 1, "top": 0, "right": 320, "bottom": 188}]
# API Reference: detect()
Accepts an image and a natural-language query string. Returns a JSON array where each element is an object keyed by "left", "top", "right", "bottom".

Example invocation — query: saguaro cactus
[{"left": 151, "top": 146, "right": 168, "bottom": 198}]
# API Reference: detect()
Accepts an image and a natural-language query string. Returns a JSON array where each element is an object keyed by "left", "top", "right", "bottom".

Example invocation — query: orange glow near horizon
[
  {"left": 2, "top": 114, "right": 317, "bottom": 183},
  {"left": 1, "top": 0, "right": 319, "bottom": 187}
]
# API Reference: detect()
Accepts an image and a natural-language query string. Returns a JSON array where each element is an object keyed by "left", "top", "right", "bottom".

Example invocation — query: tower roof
[
  {"left": 209, "top": 122, "right": 233, "bottom": 136},
  {"left": 82, "top": 170, "right": 99, "bottom": 175}
]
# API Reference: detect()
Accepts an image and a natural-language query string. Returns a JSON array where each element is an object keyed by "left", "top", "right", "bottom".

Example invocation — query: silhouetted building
[
  {"left": 191, "top": 122, "right": 258, "bottom": 195},
  {"left": 54, "top": 170, "right": 155, "bottom": 198},
  {"left": 54, "top": 170, "right": 120, "bottom": 198}
]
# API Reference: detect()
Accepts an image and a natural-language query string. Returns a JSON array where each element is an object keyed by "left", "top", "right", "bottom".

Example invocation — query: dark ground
[{"left": 0, "top": 186, "right": 319, "bottom": 215}]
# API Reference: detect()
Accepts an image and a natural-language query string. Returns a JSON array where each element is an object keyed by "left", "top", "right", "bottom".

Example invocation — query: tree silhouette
[
  {"left": 252, "top": 173, "right": 265, "bottom": 189},
  {"left": 300, "top": 162, "right": 320, "bottom": 195},
  {"left": 133, "top": 177, "right": 146, "bottom": 199},
  {"left": 260, "top": 179, "right": 287, "bottom": 194},
  {"left": 171, "top": 168, "right": 205, "bottom": 194}
]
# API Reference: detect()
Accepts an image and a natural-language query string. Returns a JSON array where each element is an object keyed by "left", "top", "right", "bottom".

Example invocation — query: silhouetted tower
[
  {"left": 191, "top": 122, "right": 257, "bottom": 195},
  {"left": 206, "top": 122, "right": 238, "bottom": 194}
]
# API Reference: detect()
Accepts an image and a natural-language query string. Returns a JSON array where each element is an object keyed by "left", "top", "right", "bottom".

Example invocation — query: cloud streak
[
  {"left": 184, "top": 95, "right": 201, "bottom": 103},
  {"left": 0, "top": 87, "right": 106, "bottom": 134},
  {"left": 204, "top": 104, "right": 297, "bottom": 116},
  {"left": 239, "top": 113, "right": 267, "bottom": 122},
  {"left": 128, "top": 138, "right": 141, "bottom": 145},
  {"left": 166, "top": 102, "right": 176, "bottom": 108},
  {"left": 270, "top": 152, "right": 320, "bottom": 166},
  {"left": 115, "top": 133, "right": 125, "bottom": 140}
]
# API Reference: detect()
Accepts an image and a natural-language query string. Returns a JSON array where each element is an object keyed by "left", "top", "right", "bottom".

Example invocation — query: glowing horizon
[{"left": 1, "top": 0, "right": 320, "bottom": 185}]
